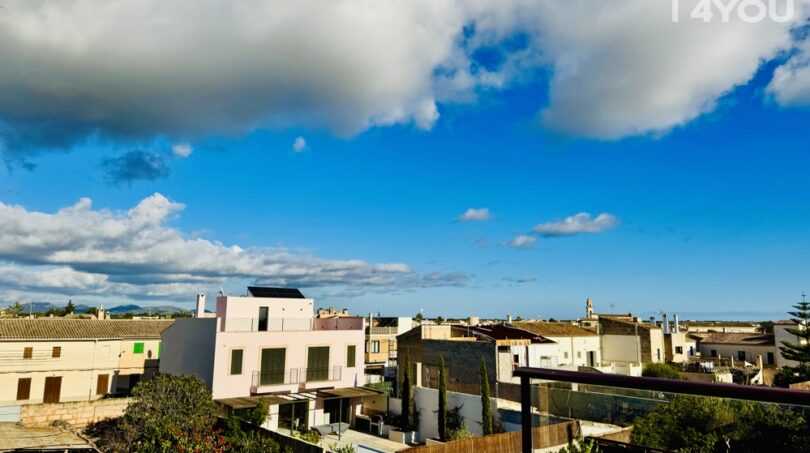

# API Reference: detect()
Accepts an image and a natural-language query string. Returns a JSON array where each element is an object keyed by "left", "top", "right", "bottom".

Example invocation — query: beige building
[
  {"left": 0, "top": 318, "right": 171, "bottom": 407},
  {"left": 365, "top": 316, "right": 413, "bottom": 371},
  {"left": 599, "top": 316, "right": 665, "bottom": 365},
  {"left": 513, "top": 322, "right": 601, "bottom": 368},
  {"left": 694, "top": 332, "right": 777, "bottom": 366}
]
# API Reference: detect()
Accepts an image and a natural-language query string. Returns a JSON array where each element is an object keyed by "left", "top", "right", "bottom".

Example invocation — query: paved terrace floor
[
  {"left": 321, "top": 429, "right": 409, "bottom": 452},
  {"left": 0, "top": 423, "right": 93, "bottom": 451}
]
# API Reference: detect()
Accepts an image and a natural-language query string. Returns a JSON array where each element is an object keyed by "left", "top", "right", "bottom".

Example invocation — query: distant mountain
[{"left": 4, "top": 302, "right": 188, "bottom": 315}]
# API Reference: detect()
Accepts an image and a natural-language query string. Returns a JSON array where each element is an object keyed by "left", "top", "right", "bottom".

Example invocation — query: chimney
[
  {"left": 195, "top": 293, "right": 206, "bottom": 318},
  {"left": 507, "top": 314, "right": 513, "bottom": 324},
  {"left": 662, "top": 313, "right": 670, "bottom": 334},
  {"left": 673, "top": 314, "right": 680, "bottom": 333},
  {"left": 97, "top": 305, "right": 106, "bottom": 320}
]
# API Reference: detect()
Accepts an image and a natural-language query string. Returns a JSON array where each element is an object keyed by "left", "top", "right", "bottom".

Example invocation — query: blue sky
[{"left": 2, "top": 1, "right": 810, "bottom": 319}]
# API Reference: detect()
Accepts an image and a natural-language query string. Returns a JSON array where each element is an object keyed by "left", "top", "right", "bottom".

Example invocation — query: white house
[{"left": 160, "top": 287, "right": 373, "bottom": 432}]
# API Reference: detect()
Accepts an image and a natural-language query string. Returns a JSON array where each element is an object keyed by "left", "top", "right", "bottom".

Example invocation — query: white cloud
[
  {"left": 0, "top": 194, "right": 469, "bottom": 302},
  {"left": 533, "top": 212, "right": 618, "bottom": 237},
  {"left": 508, "top": 234, "right": 536, "bottom": 249},
  {"left": 459, "top": 208, "right": 491, "bottom": 222},
  {"left": 0, "top": 0, "right": 806, "bottom": 166},
  {"left": 292, "top": 136, "right": 307, "bottom": 152},
  {"left": 768, "top": 37, "right": 810, "bottom": 107},
  {"left": 172, "top": 143, "right": 193, "bottom": 158}
]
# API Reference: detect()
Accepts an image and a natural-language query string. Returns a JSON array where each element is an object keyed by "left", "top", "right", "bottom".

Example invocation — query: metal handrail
[{"left": 512, "top": 367, "right": 810, "bottom": 453}]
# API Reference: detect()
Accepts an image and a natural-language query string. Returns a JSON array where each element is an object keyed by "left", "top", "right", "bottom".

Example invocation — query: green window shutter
[
  {"left": 133, "top": 342, "right": 144, "bottom": 354},
  {"left": 230, "top": 349, "right": 243, "bottom": 375},
  {"left": 157, "top": 342, "right": 161, "bottom": 358},
  {"left": 260, "top": 348, "right": 286, "bottom": 385},
  {"left": 307, "top": 346, "right": 330, "bottom": 381},
  {"left": 347, "top": 345, "right": 356, "bottom": 368}
]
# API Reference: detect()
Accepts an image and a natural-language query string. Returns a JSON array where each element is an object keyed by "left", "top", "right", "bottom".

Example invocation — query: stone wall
[{"left": 20, "top": 397, "right": 131, "bottom": 428}]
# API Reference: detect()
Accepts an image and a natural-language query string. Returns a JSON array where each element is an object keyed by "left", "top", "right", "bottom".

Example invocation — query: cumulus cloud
[
  {"left": 533, "top": 212, "right": 618, "bottom": 237},
  {"left": 1, "top": 0, "right": 807, "bottom": 165},
  {"left": 459, "top": 208, "right": 492, "bottom": 222},
  {"left": 292, "top": 136, "right": 307, "bottom": 152},
  {"left": 172, "top": 143, "right": 193, "bottom": 158},
  {"left": 768, "top": 37, "right": 810, "bottom": 107},
  {"left": 100, "top": 150, "right": 170, "bottom": 185},
  {"left": 0, "top": 194, "right": 469, "bottom": 302},
  {"left": 508, "top": 234, "right": 536, "bottom": 249}
]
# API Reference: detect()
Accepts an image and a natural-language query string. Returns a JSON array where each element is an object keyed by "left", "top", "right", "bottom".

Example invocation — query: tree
[
  {"left": 780, "top": 295, "right": 810, "bottom": 367},
  {"left": 641, "top": 363, "right": 681, "bottom": 380},
  {"left": 414, "top": 312, "right": 424, "bottom": 323},
  {"left": 8, "top": 302, "right": 23, "bottom": 317},
  {"left": 480, "top": 358, "right": 494, "bottom": 435},
  {"left": 401, "top": 356, "right": 412, "bottom": 430},
  {"left": 438, "top": 356, "right": 448, "bottom": 441},
  {"left": 632, "top": 395, "right": 810, "bottom": 453},
  {"left": 64, "top": 300, "right": 76, "bottom": 315},
  {"left": 436, "top": 316, "right": 445, "bottom": 325}
]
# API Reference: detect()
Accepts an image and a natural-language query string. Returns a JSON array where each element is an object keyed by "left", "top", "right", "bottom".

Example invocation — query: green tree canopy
[
  {"left": 632, "top": 395, "right": 810, "bottom": 453},
  {"left": 641, "top": 363, "right": 681, "bottom": 379}
]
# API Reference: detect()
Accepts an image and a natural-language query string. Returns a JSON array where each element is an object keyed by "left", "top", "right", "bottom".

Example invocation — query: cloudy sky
[{"left": 2, "top": 0, "right": 810, "bottom": 319}]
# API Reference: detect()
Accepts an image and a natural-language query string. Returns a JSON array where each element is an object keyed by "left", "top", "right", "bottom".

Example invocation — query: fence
[{"left": 400, "top": 420, "right": 579, "bottom": 453}]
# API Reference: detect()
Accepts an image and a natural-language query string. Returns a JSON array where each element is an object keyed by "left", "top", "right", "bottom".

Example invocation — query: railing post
[{"left": 521, "top": 375, "right": 532, "bottom": 453}]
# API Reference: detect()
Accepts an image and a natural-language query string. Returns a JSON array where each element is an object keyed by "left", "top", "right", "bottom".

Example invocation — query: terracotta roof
[
  {"left": 513, "top": 322, "right": 597, "bottom": 337},
  {"left": 0, "top": 318, "right": 173, "bottom": 340},
  {"left": 693, "top": 332, "right": 774, "bottom": 346}
]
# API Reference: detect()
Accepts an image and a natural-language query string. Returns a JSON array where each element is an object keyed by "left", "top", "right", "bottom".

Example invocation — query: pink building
[{"left": 160, "top": 287, "right": 369, "bottom": 431}]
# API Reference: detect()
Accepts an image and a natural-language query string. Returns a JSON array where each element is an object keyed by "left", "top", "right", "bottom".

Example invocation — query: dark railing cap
[{"left": 513, "top": 367, "right": 810, "bottom": 407}]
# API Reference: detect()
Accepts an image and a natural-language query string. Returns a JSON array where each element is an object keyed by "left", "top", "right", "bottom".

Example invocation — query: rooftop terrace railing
[{"left": 512, "top": 367, "right": 810, "bottom": 453}]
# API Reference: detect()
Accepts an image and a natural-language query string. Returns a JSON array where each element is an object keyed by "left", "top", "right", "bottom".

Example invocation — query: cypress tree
[
  {"left": 401, "top": 356, "right": 411, "bottom": 430},
  {"left": 780, "top": 294, "right": 810, "bottom": 367},
  {"left": 438, "top": 356, "right": 448, "bottom": 441},
  {"left": 480, "top": 358, "right": 494, "bottom": 435}
]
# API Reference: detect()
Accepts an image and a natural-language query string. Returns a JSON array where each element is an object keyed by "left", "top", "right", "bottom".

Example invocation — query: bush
[
  {"left": 88, "top": 374, "right": 279, "bottom": 453},
  {"left": 641, "top": 363, "right": 681, "bottom": 379}
]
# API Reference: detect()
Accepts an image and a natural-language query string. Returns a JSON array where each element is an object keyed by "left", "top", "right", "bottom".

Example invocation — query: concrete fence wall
[{"left": 20, "top": 397, "right": 131, "bottom": 428}]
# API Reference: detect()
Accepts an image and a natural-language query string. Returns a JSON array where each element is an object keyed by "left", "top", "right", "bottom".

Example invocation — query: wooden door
[
  {"left": 43, "top": 376, "right": 62, "bottom": 404},
  {"left": 97, "top": 374, "right": 109, "bottom": 395}
]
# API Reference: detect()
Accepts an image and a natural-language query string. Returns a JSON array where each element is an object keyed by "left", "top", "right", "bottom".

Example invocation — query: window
[
  {"left": 737, "top": 350, "right": 746, "bottom": 361},
  {"left": 577, "top": 351, "right": 582, "bottom": 359},
  {"left": 347, "top": 345, "right": 356, "bottom": 368},
  {"left": 711, "top": 349, "right": 717, "bottom": 357},
  {"left": 307, "top": 346, "right": 330, "bottom": 382},
  {"left": 564, "top": 351, "right": 569, "bottom": 359},
  {"left": 23, "top": 347, "right": 32, "bottom": 359},
  {"left": 260, "top": 348, "right": 286, "bottom": 385},
  {"left": 675, "top": 346, "right": 683, "bottom": 354},
  {"left": 97, "top": 374, "right": 109, "bottom": 395},
  {"left": 52, "top": 346, "right": 61, "bottom": 358},
  {"left": 370, "top": 340, "right": 380, "bottom": 353},
  {"left": 133, "top": 342, "right": 144, "bottom": 354},
  {"left": 230, "top": 349, "right": 243, "bottom": 375},
  {"left": 767, "top": 352, "right": 775, "bottom": 365},
  {"left": 689, "top": 346, "right": 695, "bottom": 356},
  {"left": 43, "top": 376, "right": 62, "bottom": 404},
  {"left": 258, "top": 307, "right": 269, "bottom": 331},
  {"left": 16, "top": 378, "right": 31, "bottom": 400},
  {"left": 657, "top": 349, "right": 661, "bottom": 361}
]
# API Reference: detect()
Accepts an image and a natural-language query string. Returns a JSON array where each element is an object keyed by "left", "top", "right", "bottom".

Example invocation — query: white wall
[
  {"left": 159, "top": 318, "right": 218, "bottom": 389},
  {"left": 413, "top": 386, "right": 495, "bottom": 441},
  {"left": 698, "top": 343, "right": 776, "bottom": 366},
  {"left": 211, "top": 328, "right": 365, "bottom": 399},
  {"left": 546, "top": 336, "right": 601, "bottom": 367},
  {"left": 775, "top": 323, "right": 803, "bottom": 368},
  {"left": 601, "top": 335, "right": 640, "bottom": 365}
]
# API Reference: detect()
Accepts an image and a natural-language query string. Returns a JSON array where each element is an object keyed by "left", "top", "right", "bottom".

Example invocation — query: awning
[
  {"left": 318, "top": 387, "right": 384, "bottom": 399},
  {"left": 216, "top": 392, "right": 320, "bottom": 409}
]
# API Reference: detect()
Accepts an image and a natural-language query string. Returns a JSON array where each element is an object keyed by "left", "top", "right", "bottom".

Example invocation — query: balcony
[
  {"left": 251, "top": 366, "right": 343, "bottom": 392},
  {"left": 222, "top": 317, "right": 363, "bottom": 333},
  {"left": 367, "top": 326, "right": 398, "bottom": 335}
]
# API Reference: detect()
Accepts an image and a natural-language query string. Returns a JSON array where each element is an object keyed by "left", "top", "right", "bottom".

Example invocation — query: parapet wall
[{"left": 20, "top": 397, "right": 131, "bottom": 428}]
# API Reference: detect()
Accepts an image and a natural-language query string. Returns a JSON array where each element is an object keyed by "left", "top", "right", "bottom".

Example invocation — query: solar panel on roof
[{"left": 247, "top": 287, "right": 305, "bottom": 299}]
